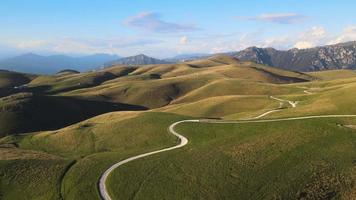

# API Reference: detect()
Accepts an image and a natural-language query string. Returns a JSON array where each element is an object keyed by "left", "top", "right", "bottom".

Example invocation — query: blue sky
[{"left": 1, "top": 0, "right": 356, "bottom": 58}]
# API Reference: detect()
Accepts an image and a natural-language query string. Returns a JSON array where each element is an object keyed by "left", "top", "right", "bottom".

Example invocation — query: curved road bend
[{"left": 98, "top": 120, "right": 199, "bottom": 200}]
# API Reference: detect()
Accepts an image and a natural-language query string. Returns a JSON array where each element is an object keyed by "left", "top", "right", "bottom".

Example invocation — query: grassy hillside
[
  {"left": 0, "top": 112, "right": 187, "bottom": 199},
  {"left": 28, "top": 66, "right": 136, "bottom": 94},
  {"left": 308, "top": 69, "right": 356, "bottom": 80},
  {"left": 258, "top": 75, "right": 356, "bottom": 119},
  {"left": 58, "top": 56, "right": 311, "bottom": 108},
  {"left": 0, "top": 145, "right": 72, "bottom": 200}
]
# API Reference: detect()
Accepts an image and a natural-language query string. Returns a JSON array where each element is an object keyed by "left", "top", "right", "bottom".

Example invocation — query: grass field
[{"left": 0, "top": 145, "right": 73, "bottom": 200}]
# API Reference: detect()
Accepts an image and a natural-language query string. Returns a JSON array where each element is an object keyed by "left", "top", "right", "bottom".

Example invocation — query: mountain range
[
  {"left": 232, "top": 41, "right": 356, "bottom": 71},
  {"left": 1, "top": 41, "right": 356, "bottom": 74}
]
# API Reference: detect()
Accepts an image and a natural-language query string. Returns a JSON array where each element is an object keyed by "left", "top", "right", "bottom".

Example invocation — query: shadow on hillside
[
  {"left": 0, "top": 94, "right": 147, "bottom": 137},
  {"left": 251, "top": 67, "right": 309, "bottom": 83}
]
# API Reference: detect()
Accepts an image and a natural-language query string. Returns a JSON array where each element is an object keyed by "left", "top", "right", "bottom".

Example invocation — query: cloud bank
[
  {"left": 2, "top": 25, "right": 356, "bottom": 58},
  {"left": 123, "top": 12, "right": 200, "bottom": 33}
]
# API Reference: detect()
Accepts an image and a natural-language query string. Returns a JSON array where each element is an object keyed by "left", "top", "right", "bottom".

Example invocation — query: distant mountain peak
[
  {"left": 19, "top": 53, "right": 43, "bottom": 57},
  {"left": 105, "top": 54, "right": 169, "bottom": 66},
  {"left": 136, "top": 53, "right": 147, "bottom": 56}
]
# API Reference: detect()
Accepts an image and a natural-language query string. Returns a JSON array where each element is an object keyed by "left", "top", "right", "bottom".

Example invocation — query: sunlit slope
[
  {"left": 262, "top": 75, "right": 356, "bottom": 118},
  {"left": 156, "top": 95, "right": 278, "bottom": 118},
  {"left": 308, "top": 69, "right": 356, "bottom": 81}
]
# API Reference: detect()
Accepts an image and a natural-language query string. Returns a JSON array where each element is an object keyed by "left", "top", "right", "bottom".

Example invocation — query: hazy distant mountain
[
  {"left": 0, "top": 53, "right": 120, "bottom": 74},
  {"left": 165, "top": 53, "right": 210, "bottom": 62},
  {"left": 106, "top": 54, "right": 169, "bottom": 66},
  {"left": 232, "top": 41, "right": 356, "bottom": 71}
]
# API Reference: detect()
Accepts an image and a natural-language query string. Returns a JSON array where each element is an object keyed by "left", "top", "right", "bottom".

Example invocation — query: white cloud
[
  {"left": 16, "top": 40, "right": 48, "bottom": 49},
  {"left": 179, "top": 36, "right": 188, "bottom": 45},
  {"left": 245, "top": 13, "right": 308, "bottom": 24},
  {"left": 310, "top": 26, "right": 326, "bottom": 37},
  {"left": 3, "top": 25, "right": 356, "bottom": 58},
  {"left": 294, "top": 41, "right": 313, "bottom": 49},
  {"left": 328, "top": 25, "right": 356, "bottom": 45},
  {"left": 292, "top": 26, "right": 328, "bottom": 49},
  {"left": 123, "top": 12, "right": 200, "bottom": 33},
  {"left": 3, "top": 37, "right": 165, "bottom": 56}
]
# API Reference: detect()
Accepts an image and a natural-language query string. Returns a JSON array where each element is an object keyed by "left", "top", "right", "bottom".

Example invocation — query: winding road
[
  {"left": 98, "top": 120, "right": 198, "bottom": 200},
  {"left": 98, "top": 95, "right": 356, "bottom": 200},
  {"left": 270, "top": 96, "right": 298, "bottom": 108}
]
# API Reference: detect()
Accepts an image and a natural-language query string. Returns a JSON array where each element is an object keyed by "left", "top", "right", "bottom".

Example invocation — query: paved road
[{"left": 270, "top": 96, "right": 298, "bottom": 107}]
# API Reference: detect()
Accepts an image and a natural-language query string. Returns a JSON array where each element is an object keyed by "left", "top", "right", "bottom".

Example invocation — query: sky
[{"left": 1, "top": 0, "right": 356, "bottom": 58}]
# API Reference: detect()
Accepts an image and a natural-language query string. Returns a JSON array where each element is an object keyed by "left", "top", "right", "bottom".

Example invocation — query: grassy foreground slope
[
  {"left": 107, "top": 117, "right": 356, "bottom": 200},
  {"left": 0, "top": 112, "right": 188, "bottom": 199},
  {"left": 0, "top": 146, "right": 73, "bottom": 200}
]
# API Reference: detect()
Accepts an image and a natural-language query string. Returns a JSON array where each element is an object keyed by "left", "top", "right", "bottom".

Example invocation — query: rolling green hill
[{"left": 57, "top": 56, "right": 312, "bottom": 109}]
